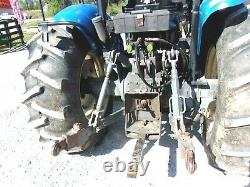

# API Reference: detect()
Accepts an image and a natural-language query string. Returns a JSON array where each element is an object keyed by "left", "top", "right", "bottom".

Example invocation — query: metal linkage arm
[
  {"left": 88, "top": 52, "right": 116, "bottom": 129},
  {"left": 167, "top": 49, "right": 197, "bottom": 174}
]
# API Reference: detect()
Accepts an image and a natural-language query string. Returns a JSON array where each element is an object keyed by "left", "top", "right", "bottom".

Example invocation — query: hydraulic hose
[
  {"left": 134, "top": 38, "right": 187, "bottom": 89},
  {"left": 144, "top": 38, "right": 189, "bottom": 69}
]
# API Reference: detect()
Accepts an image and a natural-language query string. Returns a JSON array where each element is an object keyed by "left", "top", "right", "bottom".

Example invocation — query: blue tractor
[{"left": 21, "top": 0, "right": 250, "bottom": 176}]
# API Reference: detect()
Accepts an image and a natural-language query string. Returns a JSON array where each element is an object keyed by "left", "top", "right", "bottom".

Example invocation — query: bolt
[
  {"left": 140, "top": 99, "right": 148, "bottom": 108},
  {"left": 73, "top": 123, "right": 83, "bottom": 132}
]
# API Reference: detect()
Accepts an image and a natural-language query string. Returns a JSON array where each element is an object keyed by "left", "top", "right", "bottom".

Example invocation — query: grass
[
  {"left": 0, "top": 42, "right": 23, "bottom": 54},
  {"left": 0, "top": 18, "right": 38, "bottom": 54},
  {"left": 23, "top": 32, "right": 36, "bottom": 42},
  {"left": 22, "top": 20, "right": 42, "bottom": 29},
  {"left": 0, "top": 32, "right": 36, "bottom": 54},
  {"left": 23, "top": 10, "right": 47, "bottom": 19}
]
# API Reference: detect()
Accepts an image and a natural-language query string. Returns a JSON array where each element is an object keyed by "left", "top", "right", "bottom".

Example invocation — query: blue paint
[
  {"left": 54, "top": 4, "right": 100, "bottom": 51},
  {"left": 198, "top": 0, "right": 246, "bottom": 54}
]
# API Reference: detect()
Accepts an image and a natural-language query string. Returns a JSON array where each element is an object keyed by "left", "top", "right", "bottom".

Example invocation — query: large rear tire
[
  {"left": 21, "top": 26, "right": 109, "bottom": 142},
  {"left": 204, "top": 9, "right": 250, "bottom": 175}
]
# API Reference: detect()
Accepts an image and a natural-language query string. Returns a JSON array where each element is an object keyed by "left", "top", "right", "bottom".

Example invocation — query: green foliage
[
  {"left": 20, "top": 0, "right": 43, "bottom": 10},
  {"left": 48, "top": 0, "right": 64, "bottom": 16},
  {"left": 107, "top": 1, "right": 125, "bottom": 16},
  {"left": 19, "top": 0, "right": 29, "bottom": 10},
  {"left": 20, "top": 0, "right": 126, "bottom": 16}
]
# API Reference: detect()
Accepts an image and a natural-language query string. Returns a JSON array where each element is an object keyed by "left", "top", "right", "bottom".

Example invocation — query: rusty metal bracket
[
  {"left": 52, "top": 107, "right": 125, "bottom": 156},
  {"left": 96, "top": 107, "right": 124, "bottom": 132},
  {"left": 52, "top": 123, "right": 94, "bottom": 156},
  {"left": 178, "top": 131, "right": 197, "bottom": 174}
]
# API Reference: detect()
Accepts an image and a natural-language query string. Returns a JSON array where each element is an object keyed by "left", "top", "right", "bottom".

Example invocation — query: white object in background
[{"left": 10, "top": 0, "right": 23, "bottom": 25}]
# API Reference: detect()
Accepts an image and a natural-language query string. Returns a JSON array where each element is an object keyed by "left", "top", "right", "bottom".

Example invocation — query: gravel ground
[{"left": 0, "top": 50, "right": 249, "bottom": 187}]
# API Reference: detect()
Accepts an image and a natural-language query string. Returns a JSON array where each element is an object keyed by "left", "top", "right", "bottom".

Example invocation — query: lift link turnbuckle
[
  {"left": 88, "top": 51, "right": 117, "bottom": 130},
  {"left": 52, "top": 51, "right": 124, "bottom": 156}
]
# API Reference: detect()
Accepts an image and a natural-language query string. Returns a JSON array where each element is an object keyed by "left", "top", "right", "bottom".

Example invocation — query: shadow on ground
[{"left": 78, "top": 99, "right": 204, "bottom": 178}]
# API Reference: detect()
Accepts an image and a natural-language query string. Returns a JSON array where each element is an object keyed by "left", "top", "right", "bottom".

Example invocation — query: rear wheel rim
[
  {"left": 205, "top": 45, "right": 217, "bottom": 79},
  {"left": 80, "top": 52, "right": 107, "bottom": 119}
]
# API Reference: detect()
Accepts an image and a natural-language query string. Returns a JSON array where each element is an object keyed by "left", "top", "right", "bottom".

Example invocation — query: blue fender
[
  {"left": 54, "top": 4, "right": 100, "bottom": 52},
  {"left": 197, "top": 0, "right": 246, "bottom": 54}
]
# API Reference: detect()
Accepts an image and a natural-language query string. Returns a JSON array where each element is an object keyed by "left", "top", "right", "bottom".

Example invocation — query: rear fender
[
  {"left": 54, "top": 4, "right": 101, "bottom": 53},
  {"left": 198, "top": 0, "right": 246, "bottom": 54}
]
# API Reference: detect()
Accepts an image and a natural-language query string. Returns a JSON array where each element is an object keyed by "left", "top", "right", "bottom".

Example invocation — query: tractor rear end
[{"left": 21, "top": 0, "right": 250, "bottom": 177}]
